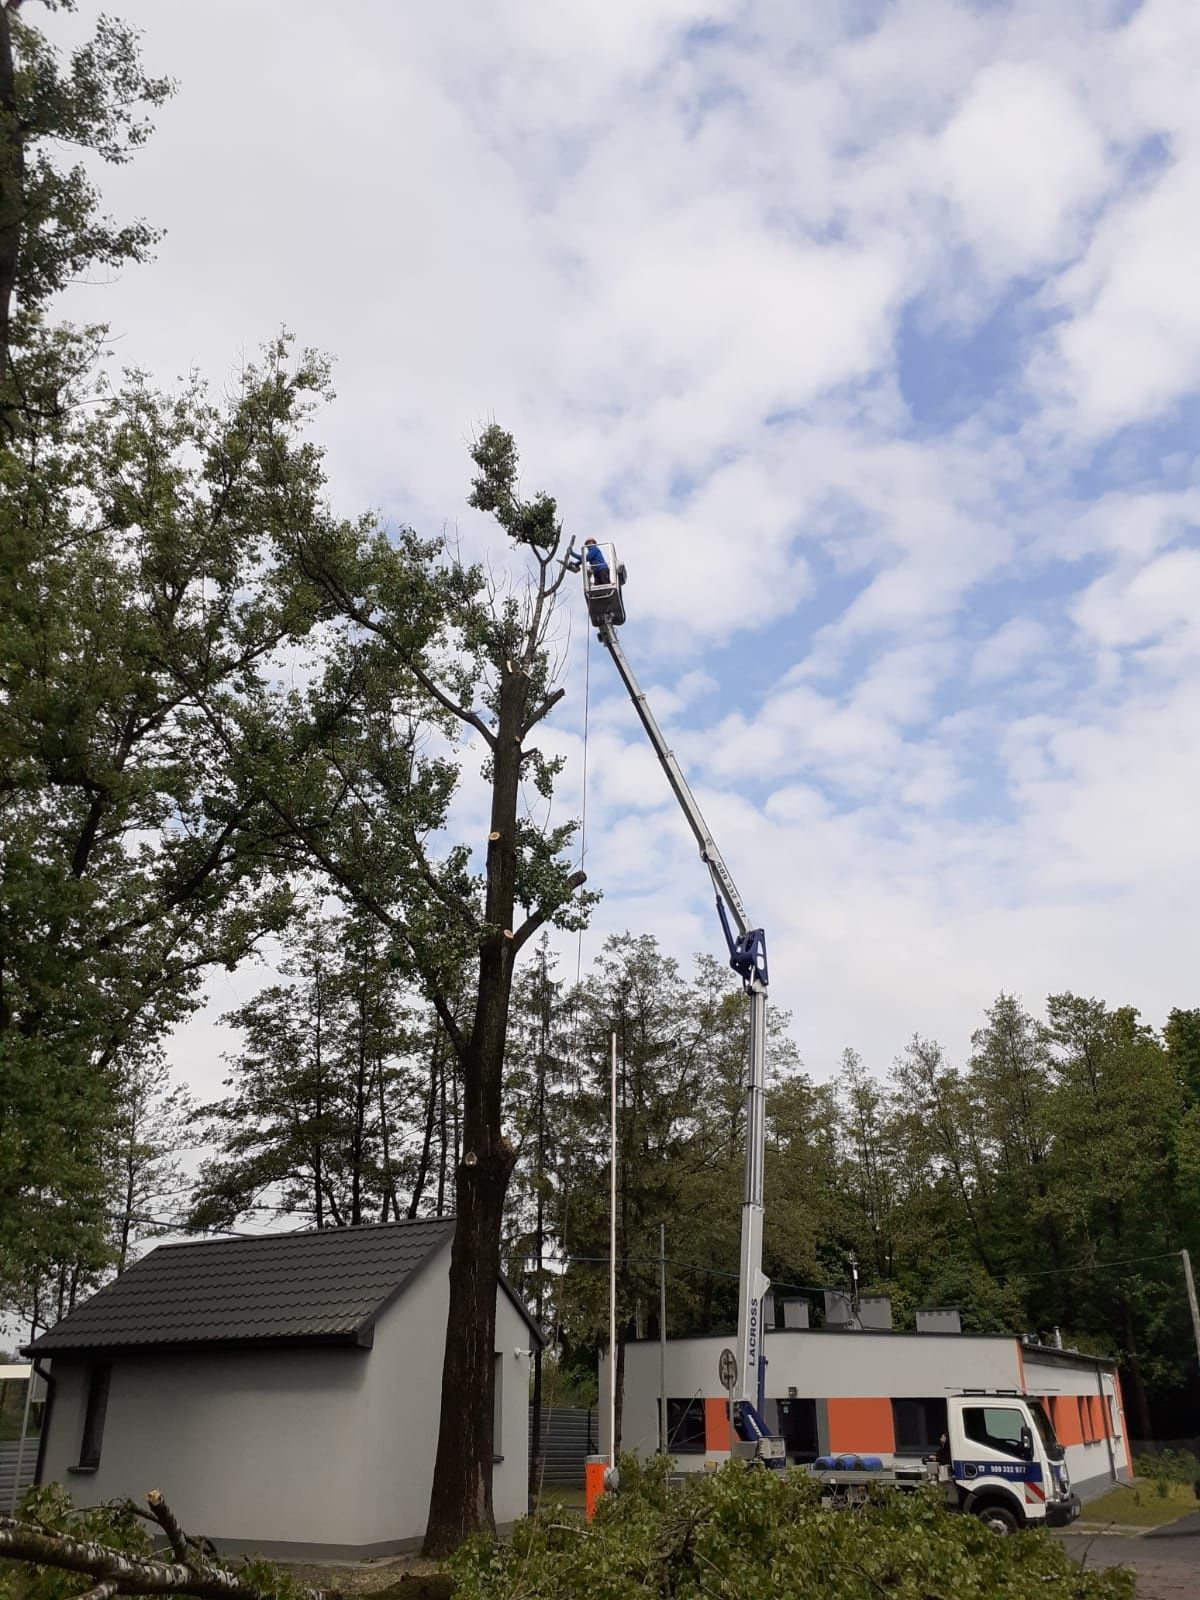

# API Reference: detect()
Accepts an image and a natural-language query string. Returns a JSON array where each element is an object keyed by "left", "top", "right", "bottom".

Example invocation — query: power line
[
  {"left": 516, "top": 1246, "right": 1190, "bottom": 1296},
  {"left": 997, "top": 1250, "right": 1187, "bottom": 1282}
]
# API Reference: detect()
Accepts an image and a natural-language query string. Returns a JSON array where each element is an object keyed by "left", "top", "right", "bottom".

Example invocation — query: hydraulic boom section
[{"left": 592, "top": 602, "right": 772, "bottom": 1433}]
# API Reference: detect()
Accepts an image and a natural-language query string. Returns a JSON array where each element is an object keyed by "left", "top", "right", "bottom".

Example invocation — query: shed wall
[
  {"left": 41, "top": 1344, "right": 373, "bottom": 1548},
  {"left": 40, "top": 1242, "right": 532, "bottom": 1555}
]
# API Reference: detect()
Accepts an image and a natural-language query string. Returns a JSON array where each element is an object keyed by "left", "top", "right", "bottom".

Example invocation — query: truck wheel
[{"left": 976, "top": 1504, "right": 1019, "bottom": 1537}]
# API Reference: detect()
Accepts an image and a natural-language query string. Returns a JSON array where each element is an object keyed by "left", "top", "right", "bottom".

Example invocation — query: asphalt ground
[{"left": 1059, "top": 1527, "right": 1198, "bottom": 1600}]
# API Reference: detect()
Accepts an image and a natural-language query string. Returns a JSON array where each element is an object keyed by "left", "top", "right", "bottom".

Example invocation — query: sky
[{"left": 50, "top": 0, "right": 1200, "bottom": 1100}]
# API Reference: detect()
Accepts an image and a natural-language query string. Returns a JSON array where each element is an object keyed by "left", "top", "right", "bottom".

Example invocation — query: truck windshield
[{"left": 1028, "top": 1400, "right": 1065, "bottom": 1461}]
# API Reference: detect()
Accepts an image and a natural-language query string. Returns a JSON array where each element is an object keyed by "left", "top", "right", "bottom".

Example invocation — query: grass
[
  {"left": 1077, "top": 1478, "right": 1200, "bottom": 1529},
  {"left": 530, "top": 1485, "right": 587, "bottom": 1512}
]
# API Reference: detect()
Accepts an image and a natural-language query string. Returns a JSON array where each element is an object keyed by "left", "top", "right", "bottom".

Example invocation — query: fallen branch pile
[{"left": 0, "top": 1491, "right": 331, "bottom": 1600}]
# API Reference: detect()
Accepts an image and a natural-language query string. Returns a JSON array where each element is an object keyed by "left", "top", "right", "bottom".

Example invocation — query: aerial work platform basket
[{"left": 581, "top": 540, "right": 626, "bottom": 627}]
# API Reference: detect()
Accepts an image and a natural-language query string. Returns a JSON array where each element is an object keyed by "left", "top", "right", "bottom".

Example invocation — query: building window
[
  {"left": 962, "top": 1405, "right": 1027, "bottom": 1460},
  {"left": 75, "top": 1363, "right": 111, "bottom": 1471},
  {"left": 1078, "top": 1397, "right": 1092, "bottom": 1443},
  {"left": 775, "top": 1396, "right": 819, "bottom": 1461},
  {"left": 659, "top": 1398, "right": 705, "bottom": 1454},
  {"left": 892, "top": 1397, "right": 949, "bottom": 1457},
  {"left": 493, "top": 1352, "right": 503, "bottom": 1463}
]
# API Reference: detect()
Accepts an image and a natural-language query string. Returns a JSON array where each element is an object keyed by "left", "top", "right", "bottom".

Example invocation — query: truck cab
[{"left": 941, "top": 1391, "right": 1078, "bottom": 1533}]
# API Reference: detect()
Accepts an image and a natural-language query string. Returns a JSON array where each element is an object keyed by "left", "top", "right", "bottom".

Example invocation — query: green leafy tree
[
  {"left": 1043, "top": 994, "right": 1181, "bottom": 1437},
  {"left": 0, "top": 338, "right": 335, "bottom": 1308},
  {"left": 0, "top": 1, "right": 170, "bottom": 399},
  {"left": 108, "top": 1042, "right": 193, "bottom": 1272},
  {"left": 188, "top": 424, "right": 594, "bottom": 1551},
  {"left": 191, "top": 909, "right": 445, "bottom": 1231}
]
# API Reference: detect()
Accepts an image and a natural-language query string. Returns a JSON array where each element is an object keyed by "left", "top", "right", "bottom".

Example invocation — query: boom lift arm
[{"left": 593, "top": 608, "right": 772, "bottom": 1433}]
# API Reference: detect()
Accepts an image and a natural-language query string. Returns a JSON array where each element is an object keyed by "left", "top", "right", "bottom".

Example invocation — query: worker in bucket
[{"left": 582, "top": 537, "right": 611, "bottom": 585}]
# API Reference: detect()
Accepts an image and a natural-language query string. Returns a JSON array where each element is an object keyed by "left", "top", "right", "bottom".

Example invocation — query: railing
[
  {"left": 0, "top": 1438, "right": 39, "bottom": 1510},
  {"left": 528, "top": 1406, "right": 596, "bottom": 1489}
]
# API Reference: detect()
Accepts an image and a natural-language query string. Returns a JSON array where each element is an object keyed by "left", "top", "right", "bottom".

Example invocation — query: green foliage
[
  {"left": 190, "top": 908, "right": 459, "bottom": 1232},
  {"left": 0, "top": 1484, "right": 153, "bottom": 1600},
  {"left": 467, "top": 424, "right": 561, "bottom": 551},
  {"left": 0, "top": 334, "right": 336, "bottom": 1308},
  {"left": 0, "top": 1483, "right": 307, "bottom": 1600},
  {"left": 505, "top": 970, "right": 1198, "bottom": 1440},
  {"left": 1133, "top": 1447, "right": 1200, "bottom": 1486},
  {"left": 450, "top": 1456, "right": 1133, "bottom": 1600},
  {"left": 5, "top": 9, "right": 171, "bottom": 315}
]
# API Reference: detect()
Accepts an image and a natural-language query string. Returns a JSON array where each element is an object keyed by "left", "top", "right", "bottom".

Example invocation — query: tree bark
[
  {"left": 0, "top": 1519, "right": 330, "bottom": 1600},
  {"left": 408, "top": 1028, "right": 442, "bottom": 1219},
  {"left": 0, "top": 2, "right": 23, "bottom": 391},
  {"left": 422, "top": 666, "right": 526, "bottom": 1556},
  {"left": 1117, "top": 1288, "right": 1154, "bottom": 1442}
]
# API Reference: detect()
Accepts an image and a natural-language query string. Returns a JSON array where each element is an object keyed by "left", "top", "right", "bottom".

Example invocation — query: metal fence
[
  {"left": 528, "top": 1406, "right": 596, "bottom": 1489},
  {"left": 0, "top": 1438, "right": 38, "bottom": 1510}
]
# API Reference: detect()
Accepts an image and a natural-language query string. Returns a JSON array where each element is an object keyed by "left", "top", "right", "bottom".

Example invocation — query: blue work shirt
[{"left": 584, "top": 545, "right": 609, "bottom": 573}]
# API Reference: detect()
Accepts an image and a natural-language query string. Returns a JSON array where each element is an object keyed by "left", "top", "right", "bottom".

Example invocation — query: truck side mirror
[{"left": 1019, "top": 1425, "right": 1034, "bottom": 1460}]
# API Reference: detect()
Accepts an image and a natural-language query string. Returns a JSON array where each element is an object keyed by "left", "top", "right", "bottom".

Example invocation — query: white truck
[{"left": 809, "top": 1391, "right": 1080, "bottom": 1535}]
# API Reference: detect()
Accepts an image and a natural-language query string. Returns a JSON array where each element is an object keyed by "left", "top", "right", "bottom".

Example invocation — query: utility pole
[
  {"left": 529, "top": 945, "right": 550, "bottom": 1497},
  {"left": 608, "top": 1029, "right": 617, "bottom": 1473},
  {"left": 1183, "top": 1250, "right": 1200, "bottom": 1372},
  {"left": 659, "top": 1223, "right": 667, "bottom": 1453}
]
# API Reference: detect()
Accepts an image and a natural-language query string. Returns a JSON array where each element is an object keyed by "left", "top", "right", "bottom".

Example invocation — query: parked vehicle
[{"left": 809, "top": 1391, "right": 1080, "bottom": 1534}]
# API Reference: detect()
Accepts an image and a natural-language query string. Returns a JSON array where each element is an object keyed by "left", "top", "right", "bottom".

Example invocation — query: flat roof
[{"left": 624, "top": 1330, "right": 1116, "bottom": 1366}]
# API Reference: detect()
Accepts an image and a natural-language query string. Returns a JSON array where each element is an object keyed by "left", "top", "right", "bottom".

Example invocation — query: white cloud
[
  {"left": 30, "top": 0, "right": 1200, "bottom": 1101},
  {"left": 938, "top": 61, "right": 1110, "bottom": 278},
  {"left": 1071, "top": 547, "right": 1200, "bottom": 652},
  {"left": 969, "top": 618, "right": 1049, "bottom": 682},
  {"left": 1045, "top": 158, "right": 1200, "bottom": 434}
]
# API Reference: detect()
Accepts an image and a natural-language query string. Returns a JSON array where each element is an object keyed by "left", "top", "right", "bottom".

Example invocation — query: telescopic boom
[{"left": 581, "top": 551, "right": 771, "bottom": 1428}]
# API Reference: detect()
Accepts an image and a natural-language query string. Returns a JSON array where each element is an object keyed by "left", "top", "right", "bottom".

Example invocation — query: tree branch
[
  {"left": 76, "top": 1583, "right": 120, "bottom": 1600},
  {"left": 285, "top": 543, "right": 497, "bottom": 750},
  {"left": 431, "top": 991, "right": 467, "bottom": 1065},
  {"left": 145, "top": 1489, "right": 189, "bottom": 1562},
  {"left": 511, "top": 870, "right": 587, "bottom": 955},
  {"left": 523, "top": 685, "right": 565, "bottom": 735},
  {"left": 0, "top": 1516, "right": 332, "bottom": 1600}
]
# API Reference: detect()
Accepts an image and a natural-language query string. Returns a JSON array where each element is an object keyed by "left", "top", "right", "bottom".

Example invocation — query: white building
[
  {"left": 26, "top": 1220, "right": 539, "bottom": 1557},
  {"left": 604, "top": 1306, "right": 1131, "bottom": 1504}
]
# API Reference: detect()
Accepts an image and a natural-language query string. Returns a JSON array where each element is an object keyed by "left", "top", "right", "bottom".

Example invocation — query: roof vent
[
  {"left": 859, "top": 1295, "right": 892, "bottom": 1331},
  {"left": 916, "top": 1307, "right": 962, "bottom": 1335},
  {"left": 824, "top": 1290, "right": 854, "bottom": 1327},
  {"left": 782, "top": 1298, "right": 810, "bottom": 1330}
]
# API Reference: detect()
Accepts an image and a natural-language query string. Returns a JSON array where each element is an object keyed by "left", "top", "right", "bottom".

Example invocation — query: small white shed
[{"left": 25, "top": 1220, "right": 540, "bottom": 1557}]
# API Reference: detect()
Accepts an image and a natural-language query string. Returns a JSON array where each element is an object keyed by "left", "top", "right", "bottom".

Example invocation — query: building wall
[
  {"left": 355, "top": 1262, "right": 533, "bottom": 1543},
  {"left": 40, "top": 1244, "right": 532, "bottom": 1556},
  {"left": 1021, "top": 1350, "right": 1131, "bottom": 1498},
  {"left": 41, "top": 1343, "right": 375, "bottom": 1552},
  {"left": 606, "top": 1330, "right": 1129, "bottom": 1499}
]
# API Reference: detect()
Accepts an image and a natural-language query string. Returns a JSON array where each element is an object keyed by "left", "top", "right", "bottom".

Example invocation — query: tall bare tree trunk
[
  {"left": 422, "top": 669, "right": 525, "bottom": 1554},
  {"left": 408, "top": 1028, "right": 442, "bottom": 1219},
  {"left": 0, "top": 3, "right": 23, "bottom": 393}
]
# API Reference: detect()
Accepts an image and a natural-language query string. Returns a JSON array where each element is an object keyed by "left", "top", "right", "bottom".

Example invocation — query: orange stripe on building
[
  {"left": 704, "top": 1397, "right": 732, "bottom": 1453},
  {"left": 826, "top": 1397, "right": 895, "bottom": 1455},
  {"left": 1051, "top": 1394, "right": 1084, "bottom": 1447},
  {"left": 1014, "top": 1340, "right": 1027, "bottom": 1394},
  {"left": 1090, "top": 1395, "right": 1106, "bottom": 1439}
]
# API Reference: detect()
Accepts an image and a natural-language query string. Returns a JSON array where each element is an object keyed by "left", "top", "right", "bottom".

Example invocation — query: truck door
[{"left": 953, "top": 1403, "right": 1044, "bottom": 1529}]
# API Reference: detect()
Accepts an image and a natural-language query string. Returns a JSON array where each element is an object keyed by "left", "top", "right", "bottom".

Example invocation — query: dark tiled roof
[{"left": 25, "top": 1218, "right": 457, "bottom": 1355}]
